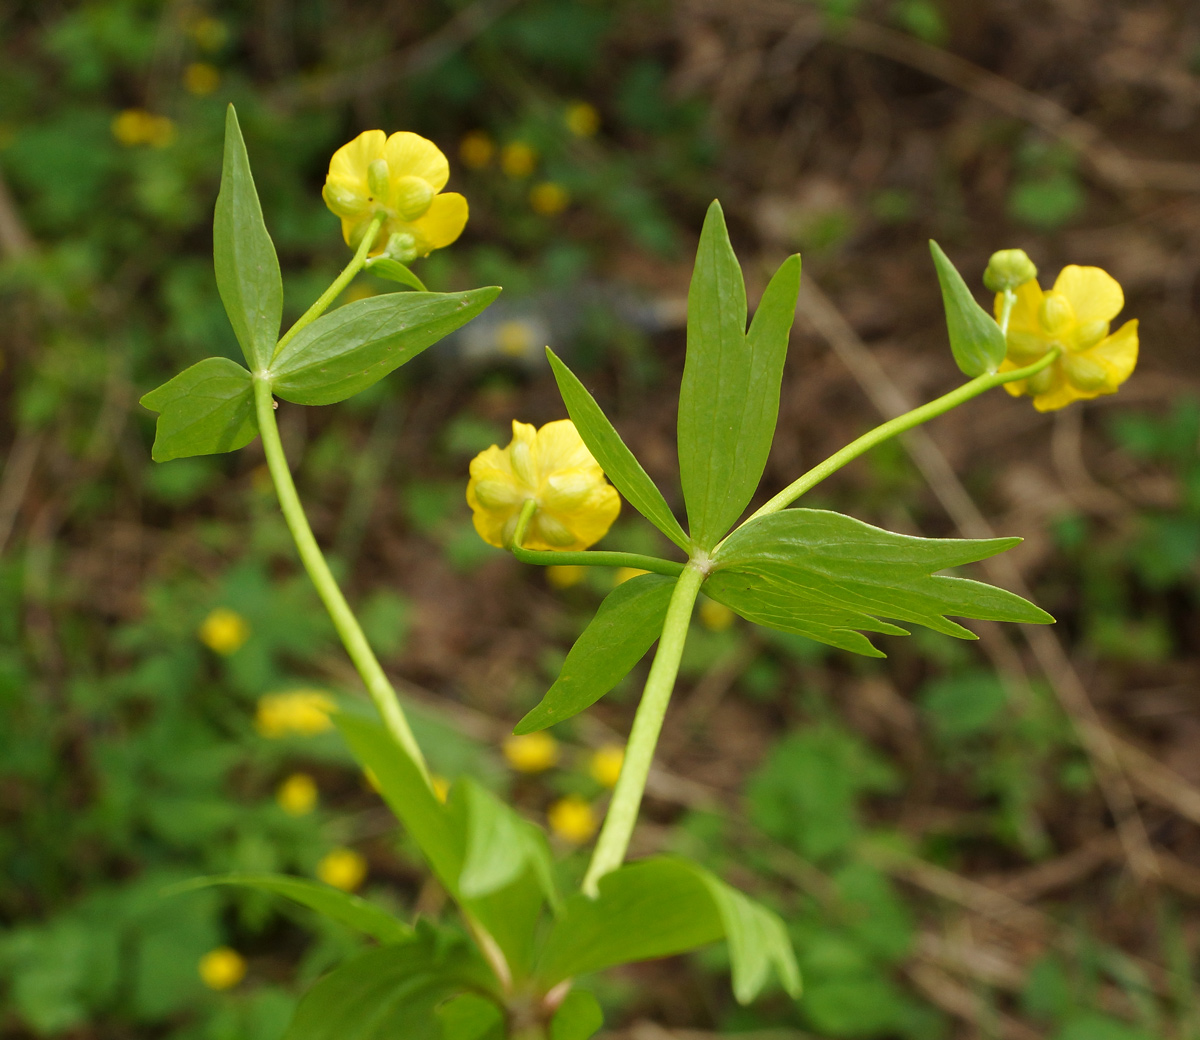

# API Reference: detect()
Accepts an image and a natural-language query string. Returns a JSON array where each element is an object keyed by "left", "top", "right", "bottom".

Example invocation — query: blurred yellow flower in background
[
  {"left": 614, "top": 567, "right": 647, "bottom": 585},
  {"left": 112, "top": 109, "right": 175, "bottom": 148},
  {"left": 276, "top": 773, "right": 318, "bottom": 815},
  {"left": 183, "top": 62, "right": 220, "bottom": 96},
  {"left": 255, "top": 690, "right": 335, "bottom": 738},
  {"left": 500, "top": 141, "right": 536, "bottom": 178},
  {"left": 547, "top": 564, "right": 586, "bottom": 589},
  {"left": 322, "top": 130, "right": 467, "bottom": 261},
  {"left": 317, "top": 848, "right": 367, "bottom": 891},
  {"left": 997, "top": 265, "right": 1138, "bottom": 412},
  {"left": 459, "top": 131, "right": 494, "bottom": 169},
  {"left": 565, "top": 102, "right": 600, "bottom": 137},
  {"left": 699, "top": 598, "right": 735, "bottom": 632},
  {"left": 198, "top": 947, "right": 245, "bottom": 990},
  {"left": 467, "top": 420, "right": 620, "bottom": 551},
  {"left": 589, "top": 745, "right": 624, "bottom": 788},
  {"left": 188, "top": 15, "right": 229, "bottom": 52},
  {"left": 431, "top": 775, "right": 451, "bottom": 803},
  {"left": 503, "top": 731, "right": 559, "bottom": 773},
  {"left": 530, "top": 181, "right": 569, "bottom": 216},
  {"left": 198, "top": 607, "right": 249, "bottom": 655},
  {"left": 548, "top": 795, "right": 597, "bottom": 843}
]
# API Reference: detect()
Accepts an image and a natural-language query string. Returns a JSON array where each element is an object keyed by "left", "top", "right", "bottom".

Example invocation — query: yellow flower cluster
[
  {"left": 468, "top": 420, "right": 620, "bottom": 552},
  {"left": 322, "top": 131, "right": 467, "bottom": 261},
  {"left": 997, "top": 262, "right": 1138, "bottom": 412},
  {"left": 198, "top": 947, "right": 245, "bottom": 990},
  {"left": 112, "top": 109, "right": 175, "bottom": 148},
  {"left": 255, "top": 690, "right": 335, "bottom": 738},
  {"left": 198, "top": 608, "right": 249, "bottom": 655},
  {"left": 317, "top": 848, "right": 367, "bottom": 892}
]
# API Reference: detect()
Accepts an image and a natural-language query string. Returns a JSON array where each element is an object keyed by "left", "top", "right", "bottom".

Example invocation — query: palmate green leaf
[
  {"left": 707, "top": 509, "right": 1053, "bottom": 657},
  {"left": 551, "top": 991, "right": 604, "bottom": 1040},
  {"left": 140, "top": 357, "right": 257, "bottom": 462},
  {"left": 678, "top": 201, "right": 802, "bottom": 549},
  {"left": 336, "top": 715, "right": 555, "bottom": 978},
  {"left": 930, "top": 241, "right": 1006, "bottom": 377},
  {"left": 214, "top": 105, "right": 282, "bottom": 373},
  {"left": 546, "top": 349, "right": 690, "bottom": 552},
  {"left": 170, "top": 874, "right": 411, "bottom": 944},
  {"left": 514, "top": 573, "right": 676, "bottom": 734},
  {"left": 365, "top": 257, "right": 428, "bottom": 291},
  {"left": 270, "top": 288, "right": 500, "bottom": 406},
  {"left": 283, "top": 925, "right": 498, "bottom": 1040},
  {"left": 536, "top": 858, "right": 799, "bottom": 1005}
]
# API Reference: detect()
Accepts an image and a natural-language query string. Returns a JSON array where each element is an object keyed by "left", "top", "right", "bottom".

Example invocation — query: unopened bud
[
  {"left": 983, "top": 249, "right": 1038, "bottom": 293},
  {"left": 384, "top": 232, "right": 418, "bottom": 263}
]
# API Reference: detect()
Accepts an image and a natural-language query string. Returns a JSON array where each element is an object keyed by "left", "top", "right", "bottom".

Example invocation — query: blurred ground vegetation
[{"left": 2, "top": 0, "right": 1200, "bottom": 1038}]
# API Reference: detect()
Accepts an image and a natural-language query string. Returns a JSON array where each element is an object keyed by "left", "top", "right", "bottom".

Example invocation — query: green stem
[
  {"left": 253, "top": 377, "right": 430, "bottom": 782},
  {"left": 511, "top": 546, "right": 684, "bottom": 577},
  {"left": 740, "top": 349, "right": 1061, "bottom": 525},
  {"left": 582, "top": 563, "right": 705, "bottom": 896},
  {"left": 270, "top": 213, "right": 385, "bottom": 365},
  {"left": 998, "top": 288, "right": 1017, "bottom": 336}
]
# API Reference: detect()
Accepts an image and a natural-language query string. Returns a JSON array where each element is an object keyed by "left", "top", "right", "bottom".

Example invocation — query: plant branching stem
[
  {"left": 511, "top": 545, "right": 684, "bottom": 577},
  {"left": 270, "top": 213, "right": 385, "bottom": 364},
  {"left": 581, "top": 563, "right": 704, "bottom": 896},
  {"left": 253, "top": 377, "right": 430, "bottom": 782},
  {"left": 740, "top": 349, "right": 1060, "bottom": 525}
]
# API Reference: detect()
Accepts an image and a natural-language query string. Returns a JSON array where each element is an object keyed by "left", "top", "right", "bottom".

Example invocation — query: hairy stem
[
  {"left": 740, "top": 349, "right": 1060, "bottom": 525},
  {"left": 581, "top": 563, "right": 704, "bottom": 896},
  {"left": 253, "top": 377, "right": 430, "bottom": 781},
  {"left": 270, "top": 213, "right": 385, "bottom": 364}
]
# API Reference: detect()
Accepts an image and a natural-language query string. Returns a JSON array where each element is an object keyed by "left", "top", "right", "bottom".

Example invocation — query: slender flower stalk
[
  {"left": 270, "top": 212, "right": 385, "bottom": 364},
  {"left": 253, "top": 376, "right": 430, "bottom": 783}
]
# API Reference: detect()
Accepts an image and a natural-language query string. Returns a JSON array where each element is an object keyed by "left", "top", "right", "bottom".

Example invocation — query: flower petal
[
  {"left": 411, "top": 193, "right": 468, "bottom": 253},
  {"left": 1086, "top": 319, "right": 1139, "bottom": 387},
  {"left": 329, "top": 130, "right": 386, "bottom": 186},
  {"left": 996, "top": 279, "right": 1044, "bottom": 335},
  {"left": 534, "top": 419, "right": 597, "bottom": 476},
  {"left": 384, "top": 132, "right": 450, "bottom": 192},
  {"left": 1053, "top": 265, "right": 1124, "bottom": 325}
]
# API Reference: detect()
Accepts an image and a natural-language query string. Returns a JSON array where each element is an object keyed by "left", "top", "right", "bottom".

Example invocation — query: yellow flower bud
[
  {"left": 548, "top": 795, "right": 597, "bottom": 844},
  {"left": 276, "top": 773, "right": 318, "bottom": 815},
  {"left": 983, "top": 248, "right": 1038, "bottom": 292},
  {"left": 317, "top": 848, "right": 367, "bottom": 892},
  {"left": 565, "top": 102, "right": 600, "bottom": 138},
  {"left": 467, "top": 420, "right": 621, "bottom": 552},
  {"left": 501, "top": 142, "right": 536, "bottom": 178},
  {"left": 589, "top": 745, "right": 624, "bottom": 788},
  {"left": 504, "top": 732, "right": 559, "bottom": 773},
  {"left": 198, "top": 608, "right": 250, "bottom": 655},
  {"left": 323, "top": 130, "right": 467, "bottom": 258},
  {"left": 198, "top": 947, "right": 246, "bottom": 990},
  {"left": 255, "top": 690, "right": 336, "bottom": 738}
]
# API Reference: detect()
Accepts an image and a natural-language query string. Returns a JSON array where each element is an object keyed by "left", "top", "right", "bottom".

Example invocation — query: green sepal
[
  {"left": 930, "top": 240, "right": 1007, "bottom": 377},
  {"left": 214, "top": 105, "right": 282, "bottom": 373},
  {"left": 365, "top": 257, "right": 428, "bottom": 291},
  {"left": 270, "top": 288, "right": 500, "bottom": 406},
  {"left": 678, "top": 202, "right": 801, "bottom": 549},
  {"left": 514, "top": 573, "right": 676, "bottom": 734},
  {"left": 168, "top": 873, "right": 411, "bottom": 944},
  {"left": 707, "top": 509, "right": 1053, "bottom": 656},
  {"left": 282, "top": 923, "right": 498, "bottom": 1040},
  {"left": 551, "top": 991, "right": 604, "bottom": 1040},
  {"left": 536, "top": 857, "right": 800, "bottom": 1005},
  {"left": 546, "top": 348, "right": 690, "bottom": 552},
  {"left": 140, "top": 357, "right": 257, "bottom": 462}
]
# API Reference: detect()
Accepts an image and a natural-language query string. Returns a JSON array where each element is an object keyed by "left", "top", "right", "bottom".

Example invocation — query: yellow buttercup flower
[
  {"left": 699, "top": 598, "right": 735, "bottom": 632},
  {"left": 111, "top": 109, "right": 175, "bottom": 148},
  {"left": 276, "top": 772, "right": 318, "bottom": 815},
  {"left": 431, "top": 774, "right": 451, "bottom": 803},
  {"left": 589, "top": 745, "right": 624, "bottom": 788},
  {"left": 614, "top": 567, "right": 647, "bottom": 586},
  {"left": 459, "top": 131, "right": 495, "bottom": 169},
  {"left": 467, "top": 420, "right": 621, "bottom": 552},
  {"left": 317, "top": 848, "right": 367, "bottom": 892},
  {"left": 198, "top": 947, "right": 245, "bottom": 990},
  {"left": 997, "top": 265, "right": 1138, "bottom": 412},
  {"left": 547, "top": 564, "right": 586, "bottom": 589},
  {"left": 548, "top": 795, "right": 597, "bottom": 844},
  {"left": 322, "top": 130, "right": 467, "bottom": 261},
  {"left": 198, "top": 608, "right": 250, "bottom": 655},
  {"left": 255, "top": 690, "right": 336, "bottom": 738},
  {"left": 564, "top": 102, "right": 600, "bottom": 137},
  {"left": 530, "top": 181, "right": 570, "bottom": 216},
  {"left": 184, "top": 62, "right": 220, "bottom": 96},
  {"left": 503, "top": 731, "right": 559, "bottom": 773},
  {"left": 500, "top": 141, "right": 536, "bottom": 178}
]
